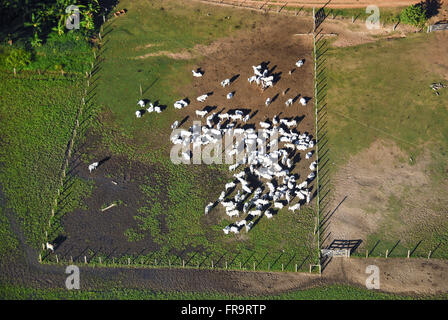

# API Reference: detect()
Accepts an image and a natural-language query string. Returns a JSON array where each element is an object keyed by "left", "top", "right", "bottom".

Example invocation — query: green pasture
[
  {"left": 0, "top": 70, "right": 93, "bottom": 249},
  {"left": 2, "top": 282, "right": 441, "bottom": 300}
]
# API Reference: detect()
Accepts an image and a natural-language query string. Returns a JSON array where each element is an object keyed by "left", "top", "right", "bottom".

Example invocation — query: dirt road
[{"left": 197, "top": 0, "right": 421, "bottom": 10}]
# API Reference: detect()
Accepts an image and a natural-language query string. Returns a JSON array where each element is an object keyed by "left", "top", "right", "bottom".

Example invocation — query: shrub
[
  {"left": 5, "top": 48, "right": 32, "bottom": 70},
  {"left": 400, "top": 4, "right": 428, "bottom": 27}
]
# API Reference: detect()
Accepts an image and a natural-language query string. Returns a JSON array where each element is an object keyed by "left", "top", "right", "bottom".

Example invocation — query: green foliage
[
  {"left": 0, "top": 72, "right": 89, "bottom": 248},
  {"left": 400, "top": 4, "right": 428, "bottom": 27},
  {"left": 5, "top": 48, "right": 32, "bottom": 70},
  {"left": 29, "top": 32, "right": 94, "bottom": 73}
]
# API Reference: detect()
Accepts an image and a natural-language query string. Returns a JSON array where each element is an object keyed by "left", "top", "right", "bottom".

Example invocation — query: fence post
[
  {"left": 385, "top": 249, "right": 389, "bottom": 258},
  {"left": 99, "top": 257, "right": 102, "bottom": 264},
  {"left": 225, "top": 261, "right": 228, "bottom": 269},
  {"left": 103, "top": 15, "right": 105, "bottom": 23},
  {"left": 407, "top": 250, "right": 410, "bottom": 258},
  {"left": 56, "top": 255, "right": 59, "bottom": 263},
  {"left": 182, "top": 259, "right": 185, "bottom": 268},
  {"left": 39, "top": 254, "right": 42, "bottom": 263},
  {"left": 128, "top": 258, "right": 130, "bottom": 265},
  {"left": 295, "top": 264, "right": 298, "bottom": 272},
  {"left": 211, "top": 260, "right": 214, "bottom": 269},
  {"left": 366, "top": 250, "right": 368, "bottom": 258},
  {"left": 281, "top": 263, "right": 284, "bottom": 271},
  {"left": 169, "top": 259, "right": 171, "bottom": 267},
  {"left": 70, "top": 256, "right": 73, "bottom": 263},
  {"left": 84, "top": 256, "right": 87, "bottom": 264},
  {"left": 13, "top": 68, "right": 16, "bottom": 76},
  {"left": 428, "top": 251, "right": 432, "bottom": 259},
  {"left": 139, "top": 84, "right": 142, "bottom": 97},
  {"left": 239, "top": 262, "right": 242, "bottom": 269},
  {"left": 253, "top": 261, "right": 256, "bottom": 270}
]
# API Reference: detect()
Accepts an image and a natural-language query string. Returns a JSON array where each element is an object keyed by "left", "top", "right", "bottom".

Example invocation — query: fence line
[
  {"left": 41, "top": 247, "right": 317, "bottom": 273},
  {"left": 39, "top": 21, "right": 106, "bottom": 261}
]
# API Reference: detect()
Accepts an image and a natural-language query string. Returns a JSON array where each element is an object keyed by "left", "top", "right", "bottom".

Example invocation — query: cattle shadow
[{"left": 229, "top": 74, "right": 240, "bottom": 83}]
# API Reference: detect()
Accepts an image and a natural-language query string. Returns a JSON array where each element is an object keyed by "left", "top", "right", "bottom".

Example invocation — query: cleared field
[
  {"left": 323, "top": 31, "right": 448, "bottom": 258},
  {"left": 52, "top": 0, "right": 319, "bottom": 271},
  {"left": 0, "top": 71, "right": 93, "bottom": 250}
]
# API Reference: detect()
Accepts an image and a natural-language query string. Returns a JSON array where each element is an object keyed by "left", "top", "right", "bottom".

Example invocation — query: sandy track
[{"left": 197, "top": 0, "right": 420, "bottom": 9}]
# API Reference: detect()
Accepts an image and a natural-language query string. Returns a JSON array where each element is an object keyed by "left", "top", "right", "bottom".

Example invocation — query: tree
[
  {"left": 400, "top": 4, "right": 428, "bottom": 27},
  {"left": 6, "top": 48, "right": 32, "bottom": 70}
]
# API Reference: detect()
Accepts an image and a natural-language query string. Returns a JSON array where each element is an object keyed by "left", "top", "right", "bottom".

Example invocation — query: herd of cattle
[{"left": 130, "top": 58, "right": 316, "bottom": 235}]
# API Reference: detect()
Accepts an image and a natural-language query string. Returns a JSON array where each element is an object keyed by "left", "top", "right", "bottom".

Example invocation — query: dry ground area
[{"left": 324, "top": 30, "right": 448, "bottom": 257}]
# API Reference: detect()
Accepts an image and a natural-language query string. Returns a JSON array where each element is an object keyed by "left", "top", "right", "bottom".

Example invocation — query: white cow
[
  {"left": 296, "top": 59, "right": 304, "bottom": 68},
  {"left": 197, "top": 94, "right": 208, "bottom": 102},
  {"left": 225, "top": 181, "right": 236, "bottom": 190},
  {"left": 195, "top": 110, "right": 208, "bottom": 118},
  {"left": 192, "top": 69, "right": 203, "bottom": 77},
  {"left": 221, "top": 79, "right": 230, "bottom": 87},
  {"left": 288, "top": 203, "right": 301, "bottom": 212},
  {"left": 88, "top": 162, "right": 99, "bottom": 173},
  {"left": 227, "top": 92, "right": 234, "bottom": 99},
  {"left": 137, "top": 99, "right": 146, "bottom": 108},
  {"left": 174, "top": 99, "right": 189, "bottom": 109},
  {"left": 299, "top": 97, "right": 307, "bottom": 106},
  {"left": 46, "top": 242, "right": 54, "bottom": 252},
  {"left": 274, "top": 202, "right": 284, "bottom": 209},
  {"left": 285, "top": 98, "right": 293, "bottom": 107}
]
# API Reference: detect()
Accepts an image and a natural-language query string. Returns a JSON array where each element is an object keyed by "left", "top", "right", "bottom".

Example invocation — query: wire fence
[
  {"left": 38, "top": 15, "right": 108, "bottom": 262},
  {"left": 312, "top": 5, "right": 330, "bottom": 273},
  {"left": 41, "top": 246, "right": 318, "bottom": 273}
]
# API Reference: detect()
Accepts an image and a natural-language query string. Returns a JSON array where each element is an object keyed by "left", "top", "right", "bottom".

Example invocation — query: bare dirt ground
[
  {"left": 324, "top": 257, "right": 448, "bottom": 296},
  {"left": 323, "top": 140, "right": 431, "bottom": 244}
]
